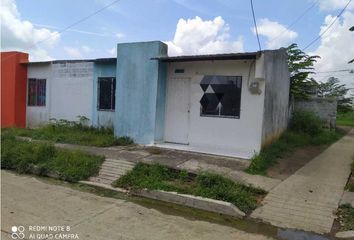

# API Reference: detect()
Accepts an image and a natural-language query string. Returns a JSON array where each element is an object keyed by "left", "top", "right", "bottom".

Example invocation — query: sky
[{"left": 1, "top": 0, "right": 354, "bottom": 87}]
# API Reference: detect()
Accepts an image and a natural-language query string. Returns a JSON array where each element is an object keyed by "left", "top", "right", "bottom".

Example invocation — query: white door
[{"left": 164, "top": 77, "right": 190, "bottom": 144}]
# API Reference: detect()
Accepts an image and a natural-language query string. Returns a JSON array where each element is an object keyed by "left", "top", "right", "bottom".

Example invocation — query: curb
[
  {"left": 79, "top": 181, "right": 128, "bottom": 193},
  {"left": 340, "top": 191, "right": 354, "bottom": 207},
  {"left": 335, "top": 230, "right": 354, "bottom": 239},
  {"left": 132, "top": 189, "right": 246, "bottom": 218}
]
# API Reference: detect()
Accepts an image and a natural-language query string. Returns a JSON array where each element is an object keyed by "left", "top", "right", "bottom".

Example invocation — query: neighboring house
[
  {"left": 1, "top": 41, "right": 290, "bottom": 159},
  {"left": 25, "top": 58, "right": 116, "bottom": 128}
]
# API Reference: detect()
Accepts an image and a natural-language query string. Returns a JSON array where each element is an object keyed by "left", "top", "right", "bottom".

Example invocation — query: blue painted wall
[
  {"left": 115, "top": 41, "right": 167, "bottom": 144},
  {"left": 92, "top": 60, "right": 117, "bottom": 127}
]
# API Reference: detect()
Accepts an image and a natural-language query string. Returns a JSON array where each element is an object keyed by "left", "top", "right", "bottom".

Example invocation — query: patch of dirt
[
  {"left": 267, "top": 127, "right": 352, "bottom": 181},
  {"left": 266, "top": 145, "right": 330, "bottom": 180}
]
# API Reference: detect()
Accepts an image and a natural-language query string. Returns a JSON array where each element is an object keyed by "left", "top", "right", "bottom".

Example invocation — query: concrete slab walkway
[{"left": 251, "top": 129, "right": 354, "bottom": 234}]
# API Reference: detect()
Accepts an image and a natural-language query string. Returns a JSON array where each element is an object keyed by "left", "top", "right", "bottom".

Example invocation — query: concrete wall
[
  {"left": 165, "top": 60, "right": 266, "bottom": 159},
  {"left": 92, "top": 61, "right": 116, "bottom": 128},
  {"left": 27, "top": 63, "right": 51, "bottom": 128},
  {"left": 50, "top": 61, "right": 94, "bottom": 124},
  {"left": 294, "top": 97, "right": 337, "bottom": 128},
  {"left": 261, "top": 49, "right": 290, "bottom": 147},
  {"left": 27, "top": 61, "right": 94, "bottom": 127},
  {"left": 115, "top": 41, "right": 168, "bottom": 144}
]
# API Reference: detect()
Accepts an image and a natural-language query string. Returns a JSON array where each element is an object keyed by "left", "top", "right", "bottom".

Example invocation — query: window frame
[
  {"left": 97, "top": 77, "right": 116, "bottom": 111},
  {"left": 199, "top": 75, "right": 242, "bottom": 119},
  {"left": 27, "top": 78, "right": 46, "bottom": 107}
]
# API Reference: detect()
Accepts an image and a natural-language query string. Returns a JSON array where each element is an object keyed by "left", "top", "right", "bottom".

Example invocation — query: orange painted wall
[{"left": 1, "top": 52, "right": 28, "bottom": 128}]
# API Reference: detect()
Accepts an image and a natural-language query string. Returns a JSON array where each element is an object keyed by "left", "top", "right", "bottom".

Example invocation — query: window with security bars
[
  {"left": 28, "top": 78, "right": 46, "bottom": 106},
  {"left": 98, "top": 77, "right": 116, "bottom": 110},
  {"left": 200, "top": 75, "right": 242, "bottom": 118}
]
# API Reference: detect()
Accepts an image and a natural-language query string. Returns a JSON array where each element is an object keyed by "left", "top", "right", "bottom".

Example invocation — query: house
[{"left": 1, "top": 41, "right": 290, "bottom": 159}]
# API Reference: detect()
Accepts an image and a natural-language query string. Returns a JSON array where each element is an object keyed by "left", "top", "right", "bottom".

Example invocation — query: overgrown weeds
[
  {"left": 336, "top": 204, "right": 354, "bottom": 231},
  {"left": 113, "top": 162, "right": 266, "bottom": 213},
  {"left": 3, "top": 116, "right": 133, "bottom": 147},
  {"left": 246, "top": 111, "right": 344, "bottom": 175},
  {"left": 1, "top": 131, "right": 104, "bottom": 182},
  {"left": 337, "top": 110, "right": 354, "bottom": 126}
]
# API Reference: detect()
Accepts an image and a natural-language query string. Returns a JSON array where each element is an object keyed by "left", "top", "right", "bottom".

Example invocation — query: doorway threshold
[{"left": 153, "top": 142, "right": 252, "bottom": 160}]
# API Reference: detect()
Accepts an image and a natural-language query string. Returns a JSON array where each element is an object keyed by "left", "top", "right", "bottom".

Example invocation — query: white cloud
[
  {"left": 252, "top": 18, "right": 298, "bottom": 49},
  {"left": 108, "top": 47, "right": 116, "bottom": 56},
  {"left": 310, "top": 11, "right": 354, "bottom": 87},
  {"left": 115, "top": 32, "right": 125, "bottom": 39},
  {"left": 317, "top": 0, "right": 354, "bottom": 11},
  {"left": 64, "top": 47, "right": 82, "bottom": 58},
  {"left": 0, "top": 0, "right": 60, "bottom": 61},
  {"left": 81, "top": 45, "right": 93, "bottom": 53},
  {"left": 166, "top": 16, "right": 244, "bottom": 56}
]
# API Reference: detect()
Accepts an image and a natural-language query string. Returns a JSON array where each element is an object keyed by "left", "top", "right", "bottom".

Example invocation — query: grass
[
  {"left": 337, "top": 110, "right": 354, "bottom": 126},
  {"left": 112, "top": 162, "right": 266, "bottom": 213},
  {"left": 346, "top": 159, "right": 354, "bottom": 192},
  {"left": 336, "top": 204, "right": 354, "bottom": 231},
  {"left": 2, "top": 118, "right": 133, "bottom": 147},
  {"left": 246, "top": 130, "right": 344, "bottom": 175},
  {"left": 246, "top": 110, "right": 346, "bottom": 176},
  {"left": 1, "top": 132, "right": 104, "bottom": 182}
]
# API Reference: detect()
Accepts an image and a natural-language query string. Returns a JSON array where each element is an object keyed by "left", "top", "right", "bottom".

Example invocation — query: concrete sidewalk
[
  {"left": 1, "top": 171, "right": 275, "bottom": 240},
  {"left": 251, "top": 129, "right": 354, "bottom": 234}
]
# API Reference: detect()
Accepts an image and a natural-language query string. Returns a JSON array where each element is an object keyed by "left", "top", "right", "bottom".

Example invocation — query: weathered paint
[
  {"left": 164, "top": 60, "right": 266, "bottom": 159},
  {"left": 26, "top": 62, "right": 51, "bottom": 127},
  {"left": 27, "top": 61, "right": 94, "bottom": 127},
  {"left": 154, "top": 61, "right": 168, "bottom": 142},
  {"left": 92, "top": 60, "right": 116, "bottom": 128},
  {"left": 115, "top": 41, "right": 168, "bottom": 144},
  {"left": 261, "top": 49, "right": 290, "bottom": 147},
  {"left": 1, "top": 52, "right": 28, "bottom": 128},
  {"left": 294, "top": 97, "right": 337, "bottom": 128}
]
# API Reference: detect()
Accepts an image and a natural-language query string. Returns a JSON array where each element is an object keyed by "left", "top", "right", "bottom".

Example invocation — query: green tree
[
  {"left": 286, "top": 43, "right": 320, "bottom": 98},
  {"left": 317, "top": 77, "right": 349, "bottom": 98},
  {"left": 317, "top": 77, "right": 351, "bottom": 112}
]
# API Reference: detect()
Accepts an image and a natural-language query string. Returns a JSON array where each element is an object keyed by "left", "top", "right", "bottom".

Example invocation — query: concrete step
[
  {"left": 98, "top": 172, "right": 122, "bottom": 179},
  {"left": 89, "top": 177, "right": 113, "bottom": 185},
  {"left": 98, "top": 174, "right": 121, "bottom": 182},
  {"left": 99, "top": 169, "right": 129, "bottom": 176},
  {"left": 100, "top": 164, "right": 134, "bottom": 171},
  {"left": 102, "top": 161, "right": 135, "bottom": 169},
  {"left": 104, "top": 158, "right": 135, "bottom": 165}
]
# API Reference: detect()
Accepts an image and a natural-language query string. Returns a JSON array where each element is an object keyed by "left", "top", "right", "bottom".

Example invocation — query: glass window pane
[
  {"left": 98, "top": 77, "right": 116, "bottom": 110},
  {"left": 200, "top": 75, "right": 242, "bottom": 118}
]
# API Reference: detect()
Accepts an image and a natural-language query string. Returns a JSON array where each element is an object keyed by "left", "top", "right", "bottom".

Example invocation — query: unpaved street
[{"left": 1, "top": 171, "right": 274, "bottom": 240}]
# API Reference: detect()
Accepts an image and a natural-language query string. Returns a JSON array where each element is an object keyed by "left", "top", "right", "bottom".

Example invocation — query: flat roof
[
  {"left": 24, "top": 58, "right": 116, "bottom": 65},
  {"left": 151, "top": 52, "right": 261, "bottom": 62}
]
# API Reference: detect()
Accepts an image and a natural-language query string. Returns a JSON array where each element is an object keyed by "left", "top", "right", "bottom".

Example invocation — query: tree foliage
[
  {"left": 286, "top": 43, "right": 320, "bottom": 98},
  {"left": 317, "top": 77, "right": 351, "bottom": 112},
  {"left": 317, "top": 77, "right": 349, "bottom": 98}
]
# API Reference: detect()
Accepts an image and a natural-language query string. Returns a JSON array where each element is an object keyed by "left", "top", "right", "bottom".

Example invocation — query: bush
[
  {"left": 289, "top": 111, "right": 323, "bottom": 136},
  {"left": 1, "top": 132, "right": 104, "bottom": 182}
]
